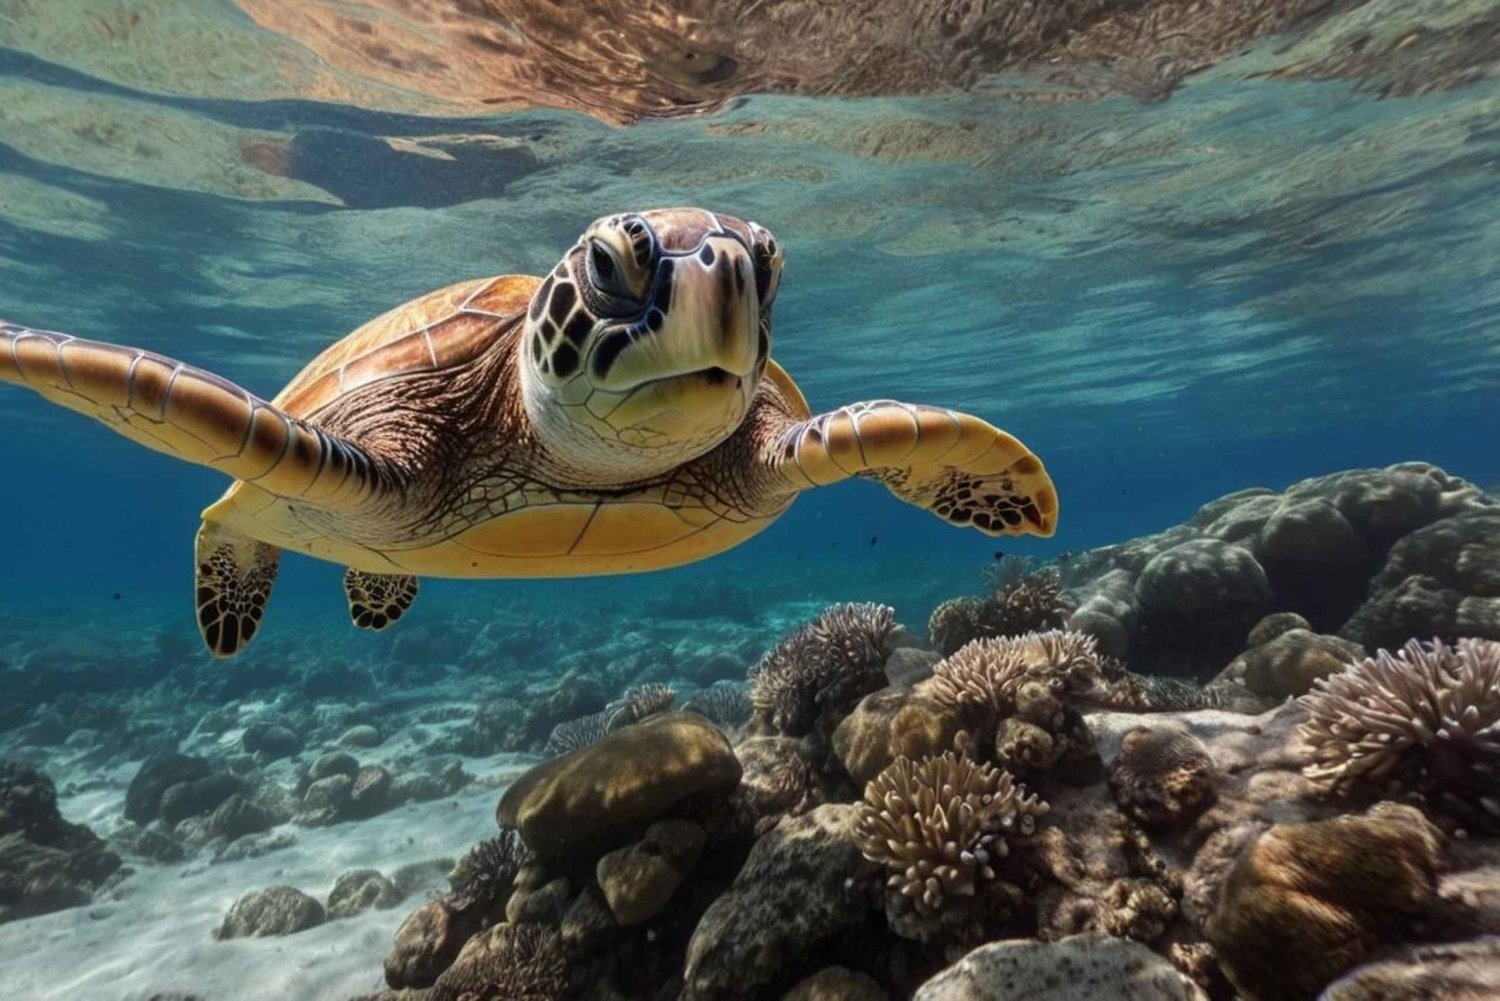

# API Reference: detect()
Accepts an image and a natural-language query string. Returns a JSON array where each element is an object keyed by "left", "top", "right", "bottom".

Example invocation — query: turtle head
[{"left": 520, "top": 207, "right": 783, "bottom": 482}]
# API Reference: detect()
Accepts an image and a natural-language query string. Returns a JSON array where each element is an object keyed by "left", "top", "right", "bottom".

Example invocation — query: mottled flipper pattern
[
  {"left": 195, "top": 521, "right": 280, "bottom": 658},
  {"left": 344, "top": 569, "right": 418, "bottom": 630},
  {"left": 769, "top": 400, "right": 1058, "bottom": 537}
]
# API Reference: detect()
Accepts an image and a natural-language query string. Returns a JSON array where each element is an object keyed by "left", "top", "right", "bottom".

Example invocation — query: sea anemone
[
  {"left": 750, "top": 602, "right": 895, "bottom": 735},
  {"left": 430, "top": 922, "right": 568, "bottom": 1001},
  {"left": 1297, "top": 637, "right": 1500, "bottom": 830},
  {"left": 852, "top": 752, "right": 1047, "bottom": 917},
  {"left": 449, "top": 830, "right": 532, "bottom": 915},
  {"left": 683, "top": 682, "right": 751, "bottom": 728},
  {"left": 927, "top": 630, "right": 1103, "bottom": 716}
]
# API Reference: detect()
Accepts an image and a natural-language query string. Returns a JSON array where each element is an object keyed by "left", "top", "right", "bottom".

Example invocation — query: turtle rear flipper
[
  {"left": 767, "top": 399, "right": 1058, "bottom": 538},
  {"left": 196, "top": 521, "right": 280, "bottom": 658},
  {"left": 0, "top": 322, "right": 384, "bottom": 505},
  {"left": 343, "top": 569, "right": 418, "bottom": 630}
]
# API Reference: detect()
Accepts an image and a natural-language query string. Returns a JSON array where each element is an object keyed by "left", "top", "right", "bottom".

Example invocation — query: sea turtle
[{"left": 0, "top": 208, "right": 1057, "bottom": 658}]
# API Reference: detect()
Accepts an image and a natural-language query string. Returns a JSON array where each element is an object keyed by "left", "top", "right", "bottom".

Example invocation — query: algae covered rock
[
  {"left": 124, "top": 751, "right": 211, "bottom": 825},
  {"left": 1216, "top": 628, "right": 1364, "bottom": 699},
  {"left": 912, "top": 932, "right": 1207, "bottom": 1000},
  {"left": 0, "top": 761, "right": 121, "bottom": 923},
  {"left": 831, "top": 686, "right": 964, "bottom": 787},
  {"left": 215, "top": 885, "right": 325, "bottom": 939},
  {"left": 1205, "top": 803, "right": 1444, "bottom": 1001},
  {"left": 595, "top": 818, "right": 705, "bottom": 926},
  {"left": 784, "top": 966, "right": 888, "bottom": 1001},
  {"left": 497, "top": 712, "right": 741, "bottom": 859},
  {"left": 682, "top": 804, "right": 878, "bottom": 1001},
  {"left": 327, "top": 868, "right": 402, "bottom": 919},
  {"left": 384, "top": 897, "right": 479, "bottom": 989}
]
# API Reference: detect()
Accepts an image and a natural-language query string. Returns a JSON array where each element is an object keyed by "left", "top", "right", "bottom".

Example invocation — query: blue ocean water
[
  {"left": 1, "top": 6, "right": 1499, "bottom": 1000},
  {"left": 1, "top": 61, "right": 1496, "bottom": 635}
]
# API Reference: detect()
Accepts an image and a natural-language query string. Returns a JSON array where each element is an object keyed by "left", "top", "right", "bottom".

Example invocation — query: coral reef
[
  {"left": 1297, "top": 637, "right": 1500, "bottom": 832},
  {"left": 449, "top": 830, "right": 531, "bottom": 915},
  {"left": 853, "top": 753, "right": 1046, "bottom": 936},
  {"left": 927, "top": 558, "right": 1073, "bottom": 656},
  {"left": 913, "top": 932, "right": 1207, "bottom": 1000},
  {"left": 750, "top": 603, "right": 896, "bottom": 735},
  {"left": 429, "top": 922, "right": 567, "bottom": 1001}
]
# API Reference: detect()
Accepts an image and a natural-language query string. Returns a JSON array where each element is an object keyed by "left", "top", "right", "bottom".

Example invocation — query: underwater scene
[{"left": 1, "top": 2, "right": 1499, "bottom": 999}]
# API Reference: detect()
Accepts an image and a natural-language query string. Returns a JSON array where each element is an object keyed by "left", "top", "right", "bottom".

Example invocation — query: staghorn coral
[
  {"left": 928, "top": 558, "right": 1075, "bottom": 655},
  {"left": 853, "top": 752, "right": 1047, "bottom": 918},
  {"left": 430, "top": 921, "right": 568, "bottom": 1001},
  {"left": 542, "top": 710, "right": 610, "bottom": 757},
  {"left": 449, "top": 830, "right": 532, "bottom": 916},
  {"left": 750, "top": 602, "right": 896, "bottom": 735},
  {"left": 1298, "top": 637, "right": 1500, "bottom": 832}
]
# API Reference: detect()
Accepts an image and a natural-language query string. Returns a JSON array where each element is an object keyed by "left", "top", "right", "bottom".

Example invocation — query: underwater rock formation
[
  {"left": 1061, "top": 462, "right": 1496, "bottom": 676},
  {"left": 0, "top": 760, "right": 121, "bottom": 924},
  {"left": 1214, "top": 622, "right": 1365, "bottom": 700},
  {"left": 327, "top": 869, "right": 402, "bottom": 920},
  {"left": 682, "top": 804, "right": 880, "bottom": 1001},
  {"left": 215, "top": 885, "right": 326, "bottom": 939},
  {"left": 912, "top": 932, "right": 1207, "bottom": 1000},
  {"left": 498, "top": 712, "right": 742, "bottom": 860}
]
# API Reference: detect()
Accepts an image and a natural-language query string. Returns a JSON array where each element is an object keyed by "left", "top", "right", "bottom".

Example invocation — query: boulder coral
[
  {"left": 1206, "top": 803, "right": 1444, "bottom": 1001},
  {"left": 1297, "top": 637, "right": 1500, "bottom": 832},
  {"left": 1108, "top": 725, "right": 1217, "bottom": 829}
]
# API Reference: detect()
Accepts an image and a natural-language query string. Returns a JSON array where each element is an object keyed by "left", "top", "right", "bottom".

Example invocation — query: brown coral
[
  {"left": 429, "top": 921, "right": 568, "bottom": 1001},
  {"left": 852, "top": 752, "right": 1046, "bottom": 917},
  {"left": 927, "top": 630, "right": 1104, "bottom": 716},
  {"left": 750, "top": 602, "right": 896, "bottom": 735},
  {"left": 927, "top": 559, "right": 1074, "bottom": 655},
  {"left": 1297, "top": 637, "right": 1500, "bottom": 831}
]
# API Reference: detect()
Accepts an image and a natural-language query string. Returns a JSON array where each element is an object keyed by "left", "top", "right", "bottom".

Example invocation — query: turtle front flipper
[
  {"left": 196, "top": 521, "right": 280, "bottom": 658},
  {"left": 343, "top": 569, "right": 418, "bottom": 631},
  {"left": 766, "top": 400, "right": 1058, "bottom": 537},
  {"left": 1, "top": 322, "right": 384, "bottom": 505}
]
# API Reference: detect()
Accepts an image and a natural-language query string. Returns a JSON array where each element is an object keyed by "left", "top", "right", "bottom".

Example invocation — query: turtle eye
[
  {"left": 747, "top": 223, "right": 782, "bottom": 304},
  {"left": 588, "top": 240, "right": 633, "bottom": 300}
]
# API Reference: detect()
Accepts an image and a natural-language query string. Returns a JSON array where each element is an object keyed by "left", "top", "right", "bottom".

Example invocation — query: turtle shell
[{"left": 273, "top": 274, "right": 539, "bottom": 419}]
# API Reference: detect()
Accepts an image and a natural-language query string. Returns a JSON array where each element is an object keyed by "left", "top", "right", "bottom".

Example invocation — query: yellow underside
[{"left": 203, "top": 484, "right": 787, "bottom": 578}]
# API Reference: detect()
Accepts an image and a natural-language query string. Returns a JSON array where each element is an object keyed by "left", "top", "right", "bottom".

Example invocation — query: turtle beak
[{"left": 600, "top": 235, "right": 760, "bottom": 390}]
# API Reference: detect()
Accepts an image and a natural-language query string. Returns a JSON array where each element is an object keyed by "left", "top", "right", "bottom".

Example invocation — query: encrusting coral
[
  {"left": 750, "top": 602, "right": 896, "bottom": 735},
  {"left": 852, "top": 752, "right": 1047, "bottom": 919},
  {"left": 1297, "top": 636, "right": 1500, "bottom": 831},
  {"left": 927, "top": 558, "right": 1074, "bottom": 656}
]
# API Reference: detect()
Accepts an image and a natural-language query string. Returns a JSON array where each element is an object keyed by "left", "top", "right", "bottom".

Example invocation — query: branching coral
[
  {"left": 928, "top": 558, "right": 1074, "bottom": 655},
  {"left": 684, "top": 681, "right": 751, "bottom": 728},
  {"left": 927, "top": 630, "right": 1104, "bottom": 716},
  {"left": 605, "top": 683, "right": 678, "bottom": 730},
  {"left": 449, "top": 830, "right": 532, "bottom": 915},
  {"left": 853, "top": 752, "right": 1047, "bottom": 917},
  {"left": 542, "top": 711, "right": 610, "bottom": 757},
  {"left": 750, "top": 602, "right": 896, "bottom": 735},
  {"left": 1297, "top": 637, "right": 1500, "bottom": 830}
]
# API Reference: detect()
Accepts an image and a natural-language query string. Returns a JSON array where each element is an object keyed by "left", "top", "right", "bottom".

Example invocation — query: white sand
[{"left": 0, "top": 755, "right": 530, "bottom": 1001}]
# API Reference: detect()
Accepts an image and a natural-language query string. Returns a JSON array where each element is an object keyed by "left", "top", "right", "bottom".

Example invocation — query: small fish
[
  {"left": 992, "top": 550, "right": 1005, "bottom": 561},
  {"left": 111, "top": 592, "right": 123, "bottom": 601},
  {"left": 869, "top": 534, "right": 879, "bottom": 547}
]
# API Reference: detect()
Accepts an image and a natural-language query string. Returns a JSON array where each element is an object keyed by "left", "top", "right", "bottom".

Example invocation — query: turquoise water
[{"left": 2, "top": 53, "right": 1497, "bottom": 630}]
